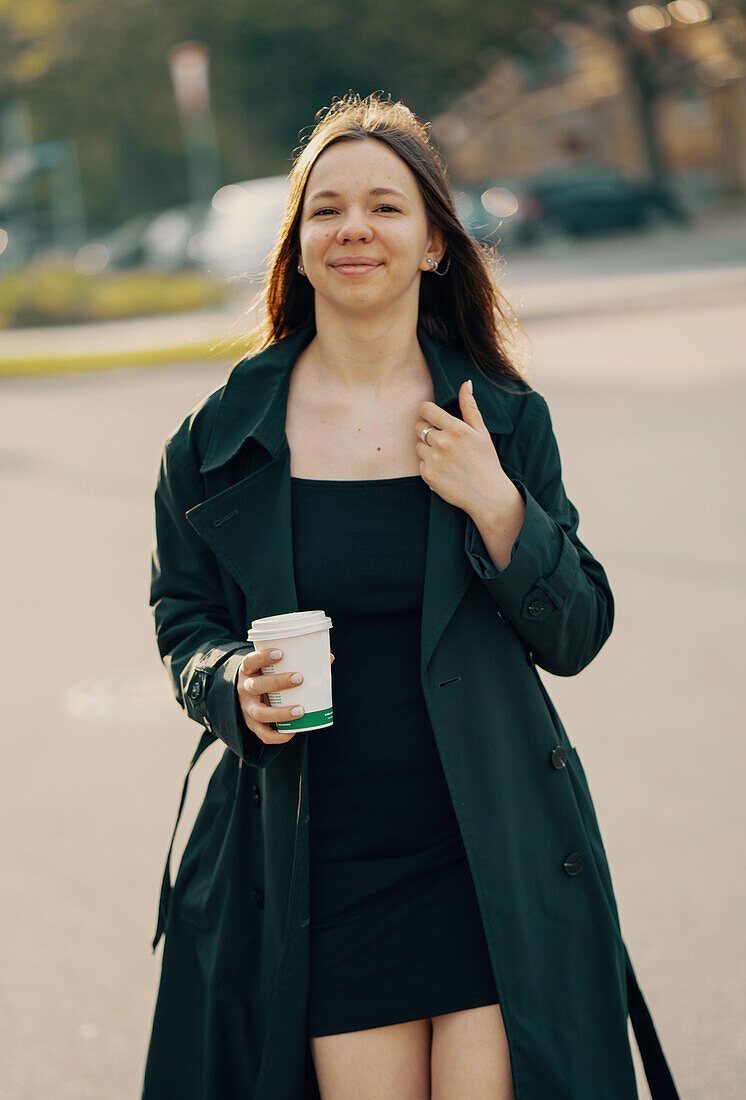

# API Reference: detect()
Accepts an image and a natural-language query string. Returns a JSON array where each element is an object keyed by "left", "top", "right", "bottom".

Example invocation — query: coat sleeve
[
  {"left": 462, "top": 392, "right": 614, "bottom": 677},
  {"left": 149, "top": 434, "right": 290, "bottom": 769}
]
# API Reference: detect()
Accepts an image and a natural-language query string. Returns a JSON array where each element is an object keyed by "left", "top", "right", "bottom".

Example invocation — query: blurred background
[
  {"left": 1, "top": 1, "right": 745, "bottom": 1097},
  {"left": 1, "top": 0, "right": 745, "bottom": 338}
]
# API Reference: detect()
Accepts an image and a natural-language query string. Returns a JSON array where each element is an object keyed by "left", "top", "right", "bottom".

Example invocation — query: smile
[{"left": 330, "top": 263, "right": 383, "bottom": 274}]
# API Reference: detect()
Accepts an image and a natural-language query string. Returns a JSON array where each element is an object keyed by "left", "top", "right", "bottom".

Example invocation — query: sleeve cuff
[
  {"left": 196, "top": 647, "right": 290, "bottom": 769},
  {"left": 464, "top": 477, "right": 581, "bottom": 624}
]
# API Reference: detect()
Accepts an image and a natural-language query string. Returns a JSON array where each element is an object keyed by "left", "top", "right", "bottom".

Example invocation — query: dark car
[{"left": 509, "top": 163, "right": 690, "bottom": 243}]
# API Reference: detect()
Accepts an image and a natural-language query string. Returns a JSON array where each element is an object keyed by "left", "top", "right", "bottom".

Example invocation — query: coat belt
[
  {"left": 624, "top": 944, "right": 680, "bottom": 1097},
  {"left": 151, "top": 728, "right": 215, "bottom": 952}
]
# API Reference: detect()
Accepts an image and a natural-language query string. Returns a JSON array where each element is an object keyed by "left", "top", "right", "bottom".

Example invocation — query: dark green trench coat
[{"left": 141, "top": 321, "right": 680, "bottom": 1099}]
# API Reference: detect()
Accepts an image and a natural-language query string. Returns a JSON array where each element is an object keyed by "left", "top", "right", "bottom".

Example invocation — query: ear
[{"left": 429, "top": 225, "right": 446, "bottom": 265}]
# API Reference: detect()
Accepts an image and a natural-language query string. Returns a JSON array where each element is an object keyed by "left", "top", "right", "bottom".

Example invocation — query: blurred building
[{"left": 432, "top": 9, "right": 746, "bottom": 193}]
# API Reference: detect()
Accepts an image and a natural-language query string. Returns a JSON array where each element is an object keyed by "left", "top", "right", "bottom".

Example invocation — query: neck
[{"left": 305, "top": 305, "right": 428, "bottom": 395}]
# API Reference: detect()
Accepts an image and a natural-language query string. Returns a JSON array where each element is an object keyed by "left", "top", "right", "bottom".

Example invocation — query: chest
[{"left": 285, "top": 369, "right": 436, "bottom": 480}]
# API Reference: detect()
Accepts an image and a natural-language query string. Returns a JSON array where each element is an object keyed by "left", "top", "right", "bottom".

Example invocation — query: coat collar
[
  {"left": 188, "top": 320, "right": 516, "bottom": 676},
  {"left": 199, "top": 320, "right": 514, "bottom": 474}
]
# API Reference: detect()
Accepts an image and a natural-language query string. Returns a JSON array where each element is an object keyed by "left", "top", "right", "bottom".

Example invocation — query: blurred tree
[
  {"left": 2, "top": 0, "right": 742, "bottom": 233},
  {"left": 531, "top": 0, "right": 746, "bottom": 188},
  {"left": 0, "top": 0, "right": 529, "bottom": 232}
]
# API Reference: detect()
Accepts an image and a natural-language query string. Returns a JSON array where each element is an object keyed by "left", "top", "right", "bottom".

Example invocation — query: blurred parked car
[
  {"left": 74, "top": 200, "right": 209, "bottom": 275},
  {"left": 142, "top": 200, "right": 209, "bottom": 270},
  {"left": 508, "top": 163, "right": 690, "bottom": 243},
  {"left": 453, "top": 163, "right": 690, "bottom": 251},
  {"left": 188, "top": 175, "right": 290, "bottom": 280},
  {"left": 75, "top": 213, "right": 153, "bottom": 273}
]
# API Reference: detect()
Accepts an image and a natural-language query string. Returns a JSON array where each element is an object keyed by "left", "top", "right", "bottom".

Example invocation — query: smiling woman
[
  {"left": 142, "top": 91, "right": 680, "bottom": 1100},
  {"left": 244, "top": 92, "right": 531, "bottom": 395},
  {"left": 294, "top": 137, "right": 452, "bottom": 375}
]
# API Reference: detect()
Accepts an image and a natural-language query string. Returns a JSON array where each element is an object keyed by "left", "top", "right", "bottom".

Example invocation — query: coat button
[
  {"left": 550, "top": 746, "right": 567, "bottom": 769},
  {"left": 251, "top": 785, "right": 261, "bottom": 807},
  {"left": 188, "top": 678, "right": 204, "bottom": 701},
  {"left": 253, "top": 886, "right": 265, "bottom": 908},
  {"left": 304, "top": 813, "right": 310, "bottom": 824},
  {"left": 300, "top": 917, "right": 310, "bottom": 928},
  {"left": 563, "top": 852, "right": 584, "bottom": 876},
  {"left": 527, "top": 599, "right": 545, "bottom": 616}
]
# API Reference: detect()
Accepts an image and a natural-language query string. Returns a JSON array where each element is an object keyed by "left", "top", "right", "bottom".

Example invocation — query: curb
[{"left": 0, "top": 333, "right": 260, "bottom": 378}]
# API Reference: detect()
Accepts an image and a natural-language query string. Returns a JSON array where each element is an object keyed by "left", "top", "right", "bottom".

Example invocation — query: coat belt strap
[
  {"left": 624, "top": 940, "right": 680, "bottom": 1098},
  {"left": 151, "top": 728, "right": 216, "bottom": 952}
]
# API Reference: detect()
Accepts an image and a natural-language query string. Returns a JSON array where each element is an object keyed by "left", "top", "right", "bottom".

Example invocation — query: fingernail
[
  {"left": 270, "top": 649, "right": 282, "bottom": 660},
  {"left": 467, "top": 378, "right": 473, "bottom": 395},
  {"left": 291, "top": 706, "right": 304, "bottom": 716},
  {"left": 290, "top": 673, "right": 303, "bottom": 684}
]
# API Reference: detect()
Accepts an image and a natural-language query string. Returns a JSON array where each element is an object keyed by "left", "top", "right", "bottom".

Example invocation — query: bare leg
[
  {"left": 309, "top": 1016, "right": 432, "bottom": 1100},
  {"left": 430, "top": 1003, "right": 515, "bottom": 1100}
]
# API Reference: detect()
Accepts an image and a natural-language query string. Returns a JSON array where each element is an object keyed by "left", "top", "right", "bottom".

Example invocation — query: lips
[
  {"left": 330, "top": 261, "right": 383, "bottom": 276},
  {"left": 330, "top": 259, "right": 383, "bottom": 267}
]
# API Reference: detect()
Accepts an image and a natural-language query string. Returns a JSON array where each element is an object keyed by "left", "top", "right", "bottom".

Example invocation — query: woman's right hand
[{"left": 237, "top": 648, "right": 334, "bottom": 744}]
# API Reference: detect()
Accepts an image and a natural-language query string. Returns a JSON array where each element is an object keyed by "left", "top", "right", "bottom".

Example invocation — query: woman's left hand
[{"left": 415, "top": 381, "right": 517, "bottom": 520}]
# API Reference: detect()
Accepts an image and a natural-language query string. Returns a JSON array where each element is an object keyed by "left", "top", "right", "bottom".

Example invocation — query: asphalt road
[{"left": 1, "top": 290, "right": 744, "bottom": 1098}]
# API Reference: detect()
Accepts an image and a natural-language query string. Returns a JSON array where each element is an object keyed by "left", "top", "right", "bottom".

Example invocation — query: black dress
[{"left": 290, "top": 474, "right": 499, "bottom": 1038}]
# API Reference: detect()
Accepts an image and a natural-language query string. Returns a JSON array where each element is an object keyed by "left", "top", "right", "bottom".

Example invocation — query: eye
[{"left": 311, "top": 205, "right": 401, "bottom": 216}]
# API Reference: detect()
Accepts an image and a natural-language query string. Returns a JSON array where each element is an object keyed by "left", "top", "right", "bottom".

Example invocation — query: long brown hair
[{"left": 243, "top": 91, "right": 531, "bottom": 393}]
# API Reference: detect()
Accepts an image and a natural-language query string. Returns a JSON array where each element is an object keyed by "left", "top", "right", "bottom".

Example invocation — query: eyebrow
[{"left": 306, "top": 187, "right": 409, "bottom": 203}]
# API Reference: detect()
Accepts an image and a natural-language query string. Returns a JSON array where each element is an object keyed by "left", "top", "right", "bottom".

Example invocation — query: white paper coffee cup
[{"left": 246, "top": 610, "right": 333, "bottom": 732}]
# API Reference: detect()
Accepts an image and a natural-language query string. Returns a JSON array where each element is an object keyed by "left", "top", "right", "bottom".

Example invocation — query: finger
[
  {"left": 243, "top": 667, "right": 305, "bottom": 694},
  {"left": 246, "top": 717, "right": 296, "bottom": 744},
  {"left": 241, "top": 695, "right": 297, "bottom": 743},
  {"left": 416, "top": 400, "right": 458, "bottom": 429},
  {"left": 241, "top": 648, "right": 283, "bottom": 674},
  {"left": 250, "top": 698, "right": 305, "bottom": 725},
  {"left": 458, "top": 378, "right": 486, "bottom": 432}
]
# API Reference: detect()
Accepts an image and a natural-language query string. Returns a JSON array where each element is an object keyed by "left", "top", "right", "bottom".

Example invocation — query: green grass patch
[{"left": 0, "top": 263, "right": 229, "bottom": 328}]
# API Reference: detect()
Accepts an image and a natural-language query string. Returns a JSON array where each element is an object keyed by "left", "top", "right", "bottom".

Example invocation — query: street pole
[{"left": 167, "top": 41, "right": 224, "bottom": 213}]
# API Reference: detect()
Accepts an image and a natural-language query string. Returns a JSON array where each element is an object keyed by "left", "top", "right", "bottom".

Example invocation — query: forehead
[{"left": 305, "top": 138, "right": 418, "bottom": 198}]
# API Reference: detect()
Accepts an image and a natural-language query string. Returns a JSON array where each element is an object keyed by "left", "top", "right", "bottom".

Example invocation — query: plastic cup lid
[{"left": 247, "top": 609, "right": 332, "bottom": 642}]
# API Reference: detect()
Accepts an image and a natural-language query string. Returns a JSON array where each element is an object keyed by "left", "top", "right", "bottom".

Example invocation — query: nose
[{"left": 336, "top": 206, "right": 374, "bottom": 242}]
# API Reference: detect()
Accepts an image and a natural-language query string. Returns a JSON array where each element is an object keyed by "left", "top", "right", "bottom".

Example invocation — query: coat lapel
[{"left": 185, "top": 321, "right": 514, "bottom": 673}]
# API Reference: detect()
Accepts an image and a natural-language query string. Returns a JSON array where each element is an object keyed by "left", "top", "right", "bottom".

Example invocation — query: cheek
[
  {"left": 387, "top": 228, "right": 425, "bottom": 261},
  {"left": 306, "top": 229, "right": 335, "bottom": 255},
  {"left": 380, "top": 225, "right": 409, "bottom": 245}
]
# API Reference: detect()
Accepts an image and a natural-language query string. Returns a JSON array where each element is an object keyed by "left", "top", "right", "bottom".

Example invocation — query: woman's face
[{"left": 297, "top": 137, "right": 444, "bottom": 315}]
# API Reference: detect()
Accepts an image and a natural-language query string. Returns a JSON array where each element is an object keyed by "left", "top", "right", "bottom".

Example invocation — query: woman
[{"left": 142, "top": 93, "right": 680, "bottom": 1099}]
